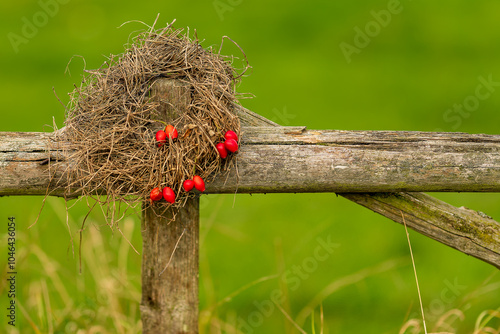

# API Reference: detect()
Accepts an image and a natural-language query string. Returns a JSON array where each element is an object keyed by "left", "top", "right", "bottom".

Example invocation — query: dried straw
[{"left": 52, "top": 21, "right": 244, "bottom": 223}]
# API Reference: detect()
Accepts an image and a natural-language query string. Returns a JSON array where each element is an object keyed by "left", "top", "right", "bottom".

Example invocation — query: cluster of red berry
[
  {"left": 182, "top": 176, "right": 205, "bottom": 192},
  {"left": 216, "top": 130, "right": 239, "bottom": 158},
  {"left": 155, "top": 124, "right": 178, "bottom": 147},
  {"left": 149, "top": 186, "right": 175, "bottom": 204},
  {"left": 149, "top": 126, "right": 238, "bottom": 205}
]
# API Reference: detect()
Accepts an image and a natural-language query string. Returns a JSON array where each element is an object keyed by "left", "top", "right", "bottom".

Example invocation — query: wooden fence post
[
  {"left": 140, "top": 79, "right": 199, "bottom": 333},
  {"left": 141, "top": 198, "right": 199, "bottom": 333}
]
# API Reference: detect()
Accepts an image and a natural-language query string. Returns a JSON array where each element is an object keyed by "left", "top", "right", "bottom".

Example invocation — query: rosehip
[
  {"left": 216, "top": 142, "right": 228, "bottom": 158},
  {"left": 155, "top": 130, "right": 167, "bottom": 147},
  {"left": 150, "top": 187, "right": 162, "bottom": 202},
  {"left": 224, "top": 130, "right": 238, "bottom": 142},
  {"left": 193, "top": 175, "right": 205, "bottom": 192},
  {"left": 162, "top": 187, "right": 175, "bottom": 204},
  {"left": 224, "top": 138, "right": 238, "bottom": 153},
  {"left": 183, "top": 179, "right": 194, "bottom": 192},
  {"left": 165, "top": 125, "right": 178, "bottom": 139}
]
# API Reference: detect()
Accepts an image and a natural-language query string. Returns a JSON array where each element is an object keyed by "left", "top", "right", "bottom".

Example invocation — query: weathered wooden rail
[
  {"left": 2, "top": 124, "right": 500, "bottom": 194},
  {"left": 1, "top": 79, "right": 499, "bottom": 332}
]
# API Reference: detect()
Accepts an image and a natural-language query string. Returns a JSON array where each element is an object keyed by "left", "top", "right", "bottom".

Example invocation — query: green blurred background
[{"left": 1, "top": 0, "right": 499, "bottom": 333}]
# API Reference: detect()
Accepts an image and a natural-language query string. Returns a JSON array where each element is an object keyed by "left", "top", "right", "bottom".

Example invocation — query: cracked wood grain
[{"left": 1, "top": 126, "right": 500, "bottom": 195}]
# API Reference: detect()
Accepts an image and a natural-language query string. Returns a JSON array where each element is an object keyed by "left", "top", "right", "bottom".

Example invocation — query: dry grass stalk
[{"left": 51, "top": 20, "right": 245, "bottom": 224}]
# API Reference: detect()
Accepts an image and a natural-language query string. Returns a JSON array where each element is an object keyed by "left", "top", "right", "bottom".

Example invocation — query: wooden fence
[{"left": 1, "top": 79, "right": 499, "bottom": 333}]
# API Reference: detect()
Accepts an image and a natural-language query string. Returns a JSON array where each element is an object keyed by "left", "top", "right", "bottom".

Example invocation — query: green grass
[
  {"left": 1, "top": 0, "right": 500, "bottom": 333},
  {"left": 1, "top": 195, "right": 499, "bottom": 333}
]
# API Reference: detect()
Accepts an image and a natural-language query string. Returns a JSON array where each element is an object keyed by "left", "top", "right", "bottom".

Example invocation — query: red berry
[
  {"left": 216, "top": 142, "right": 228, "bottom": 158},
  {"left": 224, "top": 130, "right": 238, "bottom": 142},
  {"left": 162, "top": 187, "right": 175, "bottom": 204},
  {"left": 224, "top": 138, "right": 238, "bottom": 153},
  {"left": 193, "top": 175, "right": 205, "bottom": 192},
  {"left": 156, "top": 130, "right": 167, "bottom": 147},
  {"left": 183, "top": 179, "right": 194, "bottom": 192},
  {"left": 165, "top": 125, "right": 178, "bottom": 139},
  {"left": 150, "top": 187, "right": 162, "bottom": 202}
]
